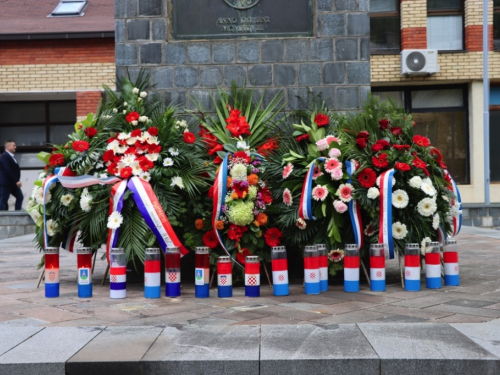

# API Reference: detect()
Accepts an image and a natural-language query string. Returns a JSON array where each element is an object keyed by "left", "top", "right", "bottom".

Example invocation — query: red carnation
[
  {"left": 392, "top": 144, "right": 411, "bottom": 151},
  {"left": 314, "top": 113, "right": 329, "bottom": 127},
  {"left": 390, "top": 127, "right": 402, "bottom": 135},
  {"left": 72, "top": 140, "right": 89, "bottom": 152},
  {"left": 107, "top": 162, "right": 118, "bottom": 175},
  {"left": 236, "top": 247, "right": 251, "bottom": 264},
  {"left": 202, "top": 231, "right": 218, "bottom": 249},
  {"left": 264, "top": 227, "right": 283, "bottom": 247},
  {"left": 148, "top": 144, "right": 162, "bottom": 154},
  {"left": 395, "top": 162, "right": 411, "bottom": 172},
  {"left": 296, "top": 134, "right": 310, "bottom": 142},
  {"left": 138, "top": 157, "right": 154, "bottom": 171},
  {"left": 357, "top": 168, "right": 377, "bottom": 188},
  {"left": 84, "top": 127, "right": 97, "bottom": 138},
  {"left": 131, "top": 129, "right": 142, "bottom": 138},
  {"left": 49, "top": 153, "right": 65, "bottom": 166},
  {"left": 125, "top": 111, "right": 140, "bottom": 123},
  {"left": 183, "top": 132, "right": 196, "bottom": 144},
  {"left": 372, "top": 153, "right": 389, "bottom": 169},
  {"left": 208, "top": 144, "right": 223, "bottom": 156},
  {"left": 103, "top": 150, "right": 115, "bottom": 163},
  {"left": 148, "top": 127, "right": 158, "bottom": 136},
  {"left": 120, "top": 166, "right": 133, "bottom": 179},
  {"left": 124, "top": 146, "right": 137, "bottom": 155},
  {"left": 233, "top": 151, "right": 251, "bottom": 164},
  {"left": 413, "top": 135, "right": 431, "bottom": 147},
  {"left": 356, "top": 138, "right": 367, "bottom": 149},
  {"left": 357, "top": 131, "right": 370, "bottom": 139},
  {"left": 379, "top": 119, "right": 390, "bottom": 130}
]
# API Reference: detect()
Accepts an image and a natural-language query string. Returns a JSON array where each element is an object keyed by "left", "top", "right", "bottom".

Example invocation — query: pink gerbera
[
  {"left": 283, "top": 163, "right": 294, "bottom": 179},
  {"left": 336, "top": 183, "right": 353, "bottom": 203},
  {"left": 283, "top": 188, "right": 293, "bottom": 206},
  {"left": 324, "top": 158, "right": 341, "bottom": 173},
  {"left": 312, "top": 185, "right": 328, "bottom": 201},
  {"left": 312, "top": 165, "right": 323, "bottom": 180}
]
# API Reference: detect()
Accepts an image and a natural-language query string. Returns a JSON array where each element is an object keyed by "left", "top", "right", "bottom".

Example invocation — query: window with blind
[
  {"left": 494, "top": 0, "right": 500, "bottom": 50},
  {"left": 370, "top": 0, "right": 401, "bottom": 54},
  {"left": 427, "top": 0, "right": 464, "bottom": 51}
]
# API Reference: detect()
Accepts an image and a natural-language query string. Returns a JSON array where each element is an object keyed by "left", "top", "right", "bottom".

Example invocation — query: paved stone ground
[{"left": 1, "top": 226, "right": 500, "bottom": 327}]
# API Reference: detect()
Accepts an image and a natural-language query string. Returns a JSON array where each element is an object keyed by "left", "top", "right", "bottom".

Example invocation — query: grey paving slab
[
  {"left": 260, "top": 324, "right": 379, "bottom": 375},
  {"left": 358, "top": 323, "right": 500, "bottom": 375},
  {"left": 0, "top": 327, "right": 44, "bottom": 356},
  {"left": 451, "top": 319, "right": 500, "bottom": 358},
  {"left": 0, "top": 327, "right": 103, "bottom": 375},
  {"left": 142, "top": 325, "right": 259, "bottom": 374}
]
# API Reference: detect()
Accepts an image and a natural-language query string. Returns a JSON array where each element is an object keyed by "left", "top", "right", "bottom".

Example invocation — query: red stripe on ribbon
[
  {"left": 370, "top": 256, "right": 385, "bottom": 268},
  {"left": 145, "top": 260, "right": 161, "bottom": 273},
  {"left": 405, "top": 255, "right": 421, "bottom": 267},
  {"left": 110, "top": 267, "right": 126, "bottom": 275},
  {"left": 217, "top": 263, "right": 232, "bottom": 274},
  {"left": 344, "top": 256, "right": 359, "bottom": 268},
  {"left": 272, "top": 258, "right": 288, "bottom": 271},
  {"left": 425, "top": 253, "right": 441, "bottom": 265},
  {"left": 245, "top": 262, "right": 260, "bottom": 274},
  {"left": 443, "top": 252, "right": 458, "bottom": 263},
  {"left": 304, "top": 257, "right": 319, "bottom": 269}
]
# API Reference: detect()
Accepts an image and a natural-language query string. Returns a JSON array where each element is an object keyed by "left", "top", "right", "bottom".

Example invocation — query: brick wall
[
  {"left": 115, "top": 0, "right": 371, "bottom": 111},
  {"left": 77, "top": 91, "right": 103, "bottom": 120}
]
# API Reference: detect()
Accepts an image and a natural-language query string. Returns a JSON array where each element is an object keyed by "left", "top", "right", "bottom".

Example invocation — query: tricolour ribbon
[
  {"left": 42, "top": 173, "right": 60, "bottom": 249},
  {"left": 445, "top": 170, "right": 462, "bottom": 237},
  {"left": 298, "top": 157, "right": 325, "bottom": 220},
  {"left": 379, "top": 168, "right": 396, "bottom": 259},
  {"left": 345, "top": 161, "right": 364, "bottom": 250},
  {"left": 105, "top": 179, "right": 127, "bottom": 261}
]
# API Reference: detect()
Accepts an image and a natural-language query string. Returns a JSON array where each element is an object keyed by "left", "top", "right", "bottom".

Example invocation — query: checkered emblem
[
  {"left": 455, "top": 265, "right": 459, "bottom": 272},
  {"left": 376, "top": 271, "right": 382, "bottom": 278},
  {"left": 220, "top": 275, "right": 227, "bottom": 285},
  {"left": 111, "top": 275, "right": 117, "bottom": 283},
  {"left": 48, "top": 272, "right": 56, "bottom": 281},
  {"left": 278, "top": 274, "right": 284, "bottom": 282},
  {"left": 168, "top": 273, "right": 177, "bottom": 282},
  {"left": 247, "top": 275, "right": 257, "bottom": 286},
  {"left": 144, "top": 276, "right": 148, "bottom": 283},
  {"left": 406, "top": 270, "right": 411, "bottom": 277},
  {"left": 309, "top": 272, "right": 315, "bottom": 280}
]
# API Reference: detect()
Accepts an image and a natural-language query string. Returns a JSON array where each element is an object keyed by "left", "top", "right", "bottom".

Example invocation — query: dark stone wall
[{"left": 115, "top": 0, "right": 370, "bottom": 111}]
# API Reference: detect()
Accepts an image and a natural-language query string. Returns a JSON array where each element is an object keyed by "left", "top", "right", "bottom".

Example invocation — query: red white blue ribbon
[
  {"left": 445, "top": 170, "right": 462, "bottom": 237},
  {"left": 379, "top": 168, "right": 395, "bottom": 259},
  {"left": 105, "top": 180, "right": 127, "bottom": 261},
  {"left": 58, "top": 173, "right": 120, "bottom": 189},
  {"left": 345, "top": 161, "right": 364, "bottom": 250},
  {"left": 212, "top": 154, "right": 243, "bottom": 268},
  {"left": 298, "top": 158, "right": 325, "bottom": 220},
  {"left": 42, "top": 173, "right": 60, "bottom": 249}
]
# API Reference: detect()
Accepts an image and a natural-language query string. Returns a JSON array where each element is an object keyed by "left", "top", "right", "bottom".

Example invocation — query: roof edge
[{"left": 0, "top": 31, "right": 114, "bottom": 41}]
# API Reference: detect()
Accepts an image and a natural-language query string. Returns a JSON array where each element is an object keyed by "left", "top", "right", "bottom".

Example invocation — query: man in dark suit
[{"left": 0, "top": 140, "right": 23, "bottom": 210}]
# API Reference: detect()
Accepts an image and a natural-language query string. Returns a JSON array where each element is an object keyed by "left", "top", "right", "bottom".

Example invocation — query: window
[
  {"left": 0, "top": 101, "right": 76, "bottom": 169},
  {"left": 373, "top": 85, "right": 469, "bottom": 184},
  {"left": 494, "top": 0, "right": 500, "bottom": 50},
  {"left": 427, "top": 0, "right": 464, "bottom": 51},
  {"left": 370, "top": 0, "right": 401, "bottom": 54},
  {"left": 50, "top": 1, "right": 87, "bottom": 17},
  {"left": 489, "top": 86, "right": 500, "bottom": 182}
]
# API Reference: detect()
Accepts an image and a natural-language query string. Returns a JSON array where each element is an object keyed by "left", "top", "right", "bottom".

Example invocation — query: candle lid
[
  {"left": 304, "top": 245, "right": 317, "bottom": 251},
  {"left": 271, "top": 246, "right": 286, "bottom": 251},
  {"left": 370, "top": 243, "right": 385, "bottom": 250},
  {"left": 315, "top": 244, "right": 327, "bottom": 251},
  {"left": 444, "top": 239, "right": 457, "bottom": 245},
  {"left": 427, "top": 241, "right": 440, "bottom": 247},
  {"left": 218, "top": 255, "right": 231, "bottom": 262},
  {"left": 345, "top": 244, "right": 358, "bottom": 250},
  {"left": 44, "top": 247, "right": 59, "bottom": 254},
  {"left": 166, "top": 246, "right": 180, "bottom": 253},
  {"left": 245, "top": 255, "right": 259, "bottom": 262},
  {"left": 405, "top": 243, "right": 420, "bottom": 249},
  {"left": 195, "top": 246, "right": 210, "bottom": 254},
  {"left": 145, "top": 247, "right": 160, "bottom": 255},
  {"left": 76, "top": 247, "right": 91, "bottom": 254},
  {"left": 110, "top": 248, "right": 125, "bottom": 254}
]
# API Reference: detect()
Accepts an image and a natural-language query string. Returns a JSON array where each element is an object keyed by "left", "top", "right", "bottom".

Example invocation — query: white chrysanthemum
[
  {"left": 432, "top": 213, "right": 440, "bottom": 230},
  {"left": 139, "top": 172, "right": 151, "bottom": 182},
  {"left": 163, "top": 158, "right": 174, "bottom": 167},
  {"left": 123, "top": 110, "right": 127, "bottom": 114},
  {"left": 117, "top": 132, "right": 129, "bottom": 140},
  {"left": 36, "top": 189, "right": 51, "bottom": 205},
  {"left": 139, "top": 133, "right": 150, "bottom": 142},
  {"left": 130, "top": 161, "right": 141, "bottom": 175},
  {"left": 126, "top": 136, "right": 137, "bottom": 145},
  {"left": 422, "top": 177, "right": 433, "bottom": 186},
  {"left": 392, "top": 221, "right": 408, "bottom": 240},
  {"left": 132, "top": 87, "right": 139, "bottom": 94},
  {"left": 146, "top": 153, "right": 159, "bottom": 162},
  {"left": 139, "top": 116, "right": 148, "bottom": 123},
  {"left": 131, "top": 120, "right": 138, "bottom": 126},
  {"left": 175, "top": 120, "right": 187, "bottom": 128},
  {"left": 409, "top": 176, "right": 422, "bottom": 189},
  {"left": 137, "top": 97, "right": 142, "bottom": 102},
  {"left": 367, "top": 187, "right": 380, "bottom": 200},
  {"left": 450, "top": 204, "right": 462, "bottom": 218},
  {"left": 80, "top": 192, "right": 93, "bottom": 212},
  {"left": 169, "top": 147, "right": 179, "bottom": 156},
  {"left": 32, "top": 187, "right": 43, "bottom": 204},
  {"left": 121, "top": 155, "right": 135, "bottom": 166},
  {"left": 147, "top": 136, "right": 158, "bottom": 145},
  {"left": 421, "top": 183, "right": 437, "bottom": 197},
  {"left": 417, "top": 197, "right": 437, "bottom": 217},
  {"left": 60, "top": 194, "right": 73, "bottom": 206},
  {"left": 107, "top": 211, "right": 123, "bottom": 230},
  {"left": 123, "top": 102, "right": 128, "bottom": 106},
  {"left": 392, "top": 189, "right": 409, "bottom": 209},
  {"left": 46, "top": 219, "right": 59, "bottom": 236},
  {"left": 99, "top": 173, "right": 108, "bottom": 179},
  {"left": 112, "top": 108, "right": 118, "bottom": 113},
  {"left": 117, "top": 145, "right": 128, "bottom": 154},
  {"left": 230, "top": 163, "right": 248, "bottom": 181},
  {"left": 140, "top": 91, "right": 147, "bottom": 98},
  {"left": 28, "top": 208, "right": 41, "bottom": 223},
  {"left": 421, "top": 237, "right": 432, "bottom": 255},
  {"left": 171, "top": 176, "right": 185, "bottom": 189},
  {"left": 107, "top": 140, "right": 120, "bottom": 152}
]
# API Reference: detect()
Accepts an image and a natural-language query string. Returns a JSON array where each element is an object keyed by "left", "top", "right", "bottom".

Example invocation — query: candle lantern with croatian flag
[
  {"left": 370, "top": 244, "right": 386, "bottom": 292},
  {"left": 404, "top": 243, "right": 421, "bottom": 292},
  {"left": 443, "top": 239, "right": 459, "bottom": 286},
  {"left": 425, "top": 241, "right": 442, "bottom": 289},
  {"left": 217, "top": 256, "right": 232, "bottom": 298},
  {"left": 144, "top": 248, "right": 161, "bottom": 299},
  {"left": 271, "top": 246, "right": 289, "bottom": 296},
  {"left": 165, "top": 246, "right": 181, "bottom": 297},
  {"left": 76, "top": 247, "right": 92, "bottom": 298},
  {"left": 304, "top": 245, "right": 320, "bottom": 295},
  {"left": 44, "top": 247, "right": 60, "bottom": 298},
  {"left": 316, "top": 244, "right": 328, "bottom": 292},
  {"left": 195, "top": 246, "right": 210, "bottom": 298},
  {"left": 110, "top": 248, "right": 127, "bottom": 299},
  {"left": 344, "top": 244, "right": 359, "bottom": 293},
  {"left": 245, "top": 256, "right": 260, "bottom": 297}
]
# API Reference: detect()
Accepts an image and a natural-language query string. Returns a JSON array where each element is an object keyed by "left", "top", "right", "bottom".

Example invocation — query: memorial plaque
[{"left": 170, "top": 0, "right": 313, "bottom": 40}]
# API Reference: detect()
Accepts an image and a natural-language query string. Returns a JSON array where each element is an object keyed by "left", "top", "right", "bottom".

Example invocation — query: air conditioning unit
[{"left": 401, "top": 49, "right": 440, "bottom": 75}]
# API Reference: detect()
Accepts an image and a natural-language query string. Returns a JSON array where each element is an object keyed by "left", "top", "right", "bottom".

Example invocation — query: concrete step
[{"left": 0, "top": 322, "right": 499, "bottom": 375}]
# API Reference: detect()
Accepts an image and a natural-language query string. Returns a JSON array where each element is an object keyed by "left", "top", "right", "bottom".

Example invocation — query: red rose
[
  {"left": 390, "top": 127, "right": 402, "bottom": 135},
  {"left": 392, "top": 144, "right": 411, "bottom": 151},
  {"left": 84, "top": 127, "right": 97, "bottom": 138},
  {"left": 125, "top": 111, "right": 140, "bottom": 123},
  {"left": 103, "top": 150, "right": 115, "bottom": 163},
  {"left": 148, "top": 127, "right": 158, "bottom": 136},
  {"left": 395, "top": 162, "right": 411, "bottom": 172},
  {"left": 379, "top": 119, "right": 390, "bottom": 130},
  {"left": 72, "top": 140, "right": 89, "bottom": 152},
  {"left": 236, "top": 247, "right": 251, "bottom": 264},
  {"left": 202, "top": 231, "right": 218, "bottom": 249},
  {"left": 371, "top": 143, "right": 384, "bottom": 153},
  {"left": 183, "top": 132, "right": 196, "bottom": 144},
  {"left": 372, "top": 153, "right": 389, "bottom": 169},
  {"left": 356, "top": 138, "right": 367, "bottom": 149},
  {"left": 314, "top": 113, "right": 329, "bottom": 127},
  {"left": 107, "top": 162, "right": 118, "bottom": 175},
  {"left": 120, "top": 166, "right": 133, "bottom": 179},
  {"left": 357, "top": 131, "right": 370, "bottom": 139},
  {"left": 233, "top": 151, "right": 251, "bottom": 164},
  {"left": 213, "top": 156, "right": 223, "bottom": 165},
  {"left": 296, "top": 134, "right": 310, "bottom": 142},
  {"left": 131, "top": 129, "right": 142, "bottom": 138},
  {"left": 264, "top": 227, "right": 283, "bottom": 247},
  {"left": 413, "top": 135, "right": 431, "bottom": 147},
  {"left": 49, "top": 153, "right": 65, "bottom": 166},
  {"left": 208, "top": 144, "right": 223, "bottom": 156},
  {"left": 357, "top": 168, "right": 377, "bottom": 188}
]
